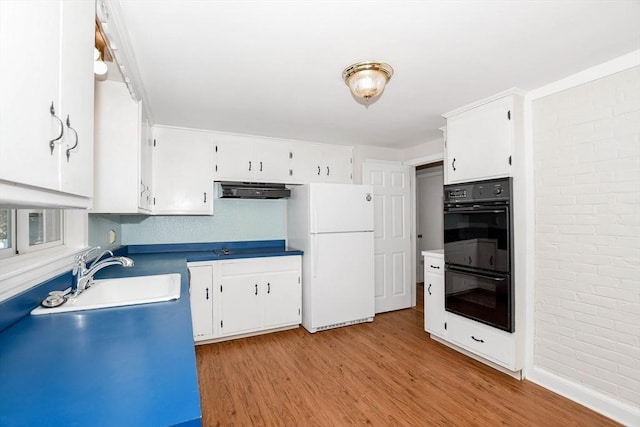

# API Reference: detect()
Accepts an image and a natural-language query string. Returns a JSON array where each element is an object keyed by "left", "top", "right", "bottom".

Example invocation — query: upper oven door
[{"left": 443, "top": 204, "right": 510, "bottom": 273}]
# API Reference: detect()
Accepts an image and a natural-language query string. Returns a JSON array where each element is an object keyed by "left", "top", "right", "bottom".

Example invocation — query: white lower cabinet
[
  {"left": 188, "top": 256, "right": 302, "bottom": 343},
  {"left": 423, "top": 252, "right": 447, "bottom": 338},
  {"left": 189, "top": 264, "right": 215, "bottom": 339},
  {"left": 422, "top": 250, "right": 519, "bottom": 373},
  {"left": 446, "top": 313, "right": 517, "bottom": 370}
]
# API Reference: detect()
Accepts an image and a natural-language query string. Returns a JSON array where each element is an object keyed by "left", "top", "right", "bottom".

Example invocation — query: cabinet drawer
[
  {"left": 220, "top": 256, "right": 301, "bottom": 275},
  {"left": 447, "top": 314, "right": 515, "bottom": 369},
  {"left": 424, "top": 254, "right": 444, "bottom": 275}
]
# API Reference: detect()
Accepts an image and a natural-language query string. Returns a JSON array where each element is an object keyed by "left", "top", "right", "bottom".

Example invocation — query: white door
[
  {"left": 362, "top": 161, "right": 412, "bottom": 313},
  {"left": 309, "top": 183, "right": 374, "bottom": 233}
]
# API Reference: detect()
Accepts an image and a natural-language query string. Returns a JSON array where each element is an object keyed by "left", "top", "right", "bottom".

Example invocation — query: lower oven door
[{"left": 445, "top": 266, "right": 513, "bottom": 332}]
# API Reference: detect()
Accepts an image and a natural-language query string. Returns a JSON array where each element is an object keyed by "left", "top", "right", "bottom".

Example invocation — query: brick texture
[{"left": 533, "top": 66, "right": 640, "bottom": 408}]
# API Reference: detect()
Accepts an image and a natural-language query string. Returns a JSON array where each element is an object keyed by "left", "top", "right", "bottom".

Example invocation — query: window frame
[
  {"left": 0, "top": 209, "right": 16, "bottom": 260},
  {"left": 16, "top": 208, "right": 64, "bottom": 254}
]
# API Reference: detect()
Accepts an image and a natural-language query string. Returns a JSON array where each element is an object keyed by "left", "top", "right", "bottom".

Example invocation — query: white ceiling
[{"left": 115, "top": 0, "right": 640, "bottom": 149}]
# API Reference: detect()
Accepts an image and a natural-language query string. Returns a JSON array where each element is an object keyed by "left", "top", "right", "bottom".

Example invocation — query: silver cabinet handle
[
  {"left": 452, "top": 158, "right": 456, "bottom": 171},
  {"left": 259, "top": 161, "right": 263, "bottom": 172},
  {"left": 427, "top": 283, "right": 432, "bottom": 296},
  {"left": 254, "top": 284, "right": 258, "bottom": 295},
  {"left": 203, "top": 192, "right": 207, "bottom": 203},
  {"left": 267, "top": 283, "right": 270, "bottom": 294},
  {"left": 205, "top": 288, "right": 209, "bottom": 300},
  {"left": 65, "top": 115, "right": 78, "bottom": 162},
  {"left": 248, "top": 160, "right": 252, "bottom": 171},
  {"left": 49, "top": 102, "right": 64, "bottom": 154},
  {"left": 317, "top": 166, "right": 321, "bottom": 175}
]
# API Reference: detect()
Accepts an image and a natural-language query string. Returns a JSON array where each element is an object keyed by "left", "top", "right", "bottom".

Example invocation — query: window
[
  {"left": 0, "top": 208, "right": 63, "bottom": 257},
  {"left": 0, "top": 209, "right": 16, "bottom": 259}
]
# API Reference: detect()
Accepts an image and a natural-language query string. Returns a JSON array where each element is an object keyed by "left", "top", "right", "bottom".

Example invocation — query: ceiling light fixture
[{"left": 342, "top": 61, "right": 393, "bottom": 106}]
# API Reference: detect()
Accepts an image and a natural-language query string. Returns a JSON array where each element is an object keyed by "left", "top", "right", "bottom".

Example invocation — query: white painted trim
[
  {"left": 404, "top": 152, "right": 444, "bottom": 167},
  {"left": 442, "top": 87, "right": 526, "bottom": 118},
  {"left": 527, "top": 366, "right": 640, "bottom": 427},
  {"left": 528, "top": 50, "right": 640, "bottom": 101},
  {"left": 0, "top": 211, "right": 88, "bottom": 302}
]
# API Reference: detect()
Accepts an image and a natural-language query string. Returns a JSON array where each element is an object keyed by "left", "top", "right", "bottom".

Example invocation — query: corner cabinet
[
  {"left": 92, "top": 80, "right": 153, "bottom": 214},
  {"left": 0, "top": 0, "right": 94, "bottom": 207},
  {"left": 188, "top": 256, "right": 302, "bottom": 344},
  {"left": 442, "top": 90, "right": 523, "bottom": 185},
  {"left": 152, "top": 126, "right": 214, "bottom": 215}
]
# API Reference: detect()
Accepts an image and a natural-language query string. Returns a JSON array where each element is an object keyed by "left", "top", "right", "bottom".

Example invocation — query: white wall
[
  {"left": 531, "top": 65, "right": 639, "bottom": 421},
  {"left": 402, "top": 137, "right": 444, "bottom": 163},
  {"left": 352, "top": 145, "right": 402, "bottom": 184}
]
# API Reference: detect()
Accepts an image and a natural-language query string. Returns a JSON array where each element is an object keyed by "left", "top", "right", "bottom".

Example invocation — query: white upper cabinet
[
  {"left": 211, "top": 131, "right": 353, "bottom": 184},
  {"left": 443, "top": 90, "right": 523, "bottom": 184},
  {"left": 213, "top": 134, "right": 291, "bottom": 183},
  {"left": 0, "top": 0, "right": 94, "bottom": 207},
  {"left": 152, "top": 126, "right": 214, "bottom": 215},
  {"left": 289, "top": 143, "right": 353, "bottom": 184},
  {"left": 92, "top": 80, "right": 152, "bottom": 214}
]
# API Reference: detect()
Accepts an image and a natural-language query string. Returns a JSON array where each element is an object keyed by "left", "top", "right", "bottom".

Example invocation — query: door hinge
[
  {"left": 215, "top": 164, "right": 218, "bottom": 172},
  {"left": 153, "top": 197, "right": 156, "bottom": 205},
  {"left": 507, "top": 110, "right": 511, "bottom": 120},
  {"left": 221, "top": 320, "right": 223, "bottom": 328},
  {"left": 444, "top": 322, "right": 447, "bottom": 330},
  {"left": 215, "top": 145, "right": 218, "bottom": 153},
  {"left": 298, "top": 276, "right": 301, "bottom": 284},
  {"left": 298, "top": 308, "right": 301, "bottom": 315},
  {"left": 153, "top": 139, "right": 156, "bottom": 147},
  {"left": 220, "top": 285, "right": 222, "bottom": 292},
  {"left": 509, "top": 155, "right": 512, "bottom": 165}
]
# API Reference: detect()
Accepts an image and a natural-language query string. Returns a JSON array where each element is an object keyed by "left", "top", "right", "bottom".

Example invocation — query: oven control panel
[{"left": 444, "top": 177, "right": 511, "bottom": 203}]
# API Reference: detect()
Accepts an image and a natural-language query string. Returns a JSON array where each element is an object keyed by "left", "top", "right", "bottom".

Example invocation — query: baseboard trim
[{"left": 526, "top": 366, "right": 640, "bottom": 427}]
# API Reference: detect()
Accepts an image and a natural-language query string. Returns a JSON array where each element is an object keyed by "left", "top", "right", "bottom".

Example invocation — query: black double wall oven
[{"left": 443, "top": 177, "right": 514, "bottom": 332}]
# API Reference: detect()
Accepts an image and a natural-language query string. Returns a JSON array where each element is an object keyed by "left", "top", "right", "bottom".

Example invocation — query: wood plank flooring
[{"left": 195, "top": 292, "right": 617, "bottom": 426}]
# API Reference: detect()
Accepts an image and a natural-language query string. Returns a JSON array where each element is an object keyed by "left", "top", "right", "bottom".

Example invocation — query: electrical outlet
[{"left": 108, "top": 229, "right": 117, "bottom": 245}]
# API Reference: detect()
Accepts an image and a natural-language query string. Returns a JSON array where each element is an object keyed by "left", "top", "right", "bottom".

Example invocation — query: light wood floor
[{"left": 195, "top": 285, "right": 617, "bottom": 426}]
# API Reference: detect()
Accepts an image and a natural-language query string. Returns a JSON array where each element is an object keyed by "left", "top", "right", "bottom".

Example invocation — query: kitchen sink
[{"left": 31, "top": 274, "right": 181, "bottom": 315}]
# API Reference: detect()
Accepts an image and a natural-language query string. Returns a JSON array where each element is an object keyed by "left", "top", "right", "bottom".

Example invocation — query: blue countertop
[{"left": 0, "top": 240, "right": 302, "bottom": 426}]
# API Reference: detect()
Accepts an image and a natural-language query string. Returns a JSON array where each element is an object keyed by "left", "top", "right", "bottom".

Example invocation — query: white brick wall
[{"left": 533, "top": 66, "right": 640, "bottom": 409}]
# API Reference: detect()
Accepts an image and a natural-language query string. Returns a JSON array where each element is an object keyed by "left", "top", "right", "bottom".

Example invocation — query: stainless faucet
[{"left": 70, "top": 247, "right": 134, "bottom": 297}]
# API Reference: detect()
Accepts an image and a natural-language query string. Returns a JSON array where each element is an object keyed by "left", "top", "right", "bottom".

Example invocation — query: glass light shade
[
  {"left": 94, "top": 60, "right": 108, "bottom": 80},
  {"left": 342, "top": 62, "right": 393, "bottom": 104},
  {"left": 347, "top": 69, "right": 388, "bottom": 100}
]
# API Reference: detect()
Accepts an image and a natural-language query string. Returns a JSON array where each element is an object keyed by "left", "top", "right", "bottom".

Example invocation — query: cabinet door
[
  {"left": 58, "top": 0, "right": 94, "bottom": 197},
  {"left": 446, "top": 96, "right": 512, "bottom": 184},
  {"left": 92, "top": 80, "right": 142, "bottom": 213},
  {"left": 213, "top": 135, "right": 254, "bottom": 181},
  {"left": 152, "top": 126, "right": 214, "bottom": 214},
  {"left": 263, "top": 270, "right": 301, "bottom": 328},
  {"left": 255, "top": 139, "right": 292, "bottom": 183},
  {"left": 321, "top": 147, "right": 353, "bottom": 183},
  {"left": 0, "top": 0, "right": 62, "bottom": 191},
  {"left": 189, "top": 264, "right": 215, "bottom": 340},
  {"left": 219, "top": 274, "right": 263, "bottom": 336},
  {"left": 289, "top": 143, "right": 322, "bottom": 183},
  {"left": 424, "top": 255, "right": 446, "bottom": 337},
  {"left": 138, "top": 118, "right": 153, "bottom": 211}
]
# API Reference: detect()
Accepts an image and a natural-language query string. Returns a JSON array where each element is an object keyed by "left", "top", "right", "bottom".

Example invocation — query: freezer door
[
  {"left": 308, "top": 231, "right": 374, "bottom": 329},
  {"left": 309, "top": 183, "right": 374, "bottom": 233}
]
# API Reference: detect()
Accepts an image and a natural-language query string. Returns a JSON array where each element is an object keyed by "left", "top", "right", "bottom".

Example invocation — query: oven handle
[
  {"left": 445, "top": 265, "right": 509, "bottom": 281},
  {"left": 444, "top": 207, "right": 507, "bottom": 214}
]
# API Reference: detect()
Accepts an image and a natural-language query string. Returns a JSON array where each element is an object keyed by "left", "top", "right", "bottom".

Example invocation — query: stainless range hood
[{"left": 216, "top": 182, "right": 291, "bottom": 199}]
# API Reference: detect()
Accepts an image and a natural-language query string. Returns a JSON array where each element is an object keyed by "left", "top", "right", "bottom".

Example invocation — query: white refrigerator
[{"left": 287, "top": 183, "right": 375, "bottom": 333}]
